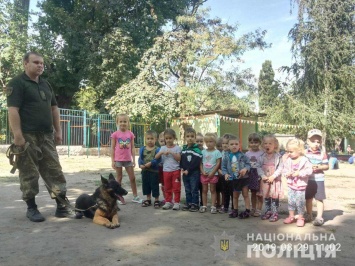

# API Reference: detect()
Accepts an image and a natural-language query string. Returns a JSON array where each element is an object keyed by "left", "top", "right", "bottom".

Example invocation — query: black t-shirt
[{"left": 6, "top": 72, "right": 57, "bottom": 133}]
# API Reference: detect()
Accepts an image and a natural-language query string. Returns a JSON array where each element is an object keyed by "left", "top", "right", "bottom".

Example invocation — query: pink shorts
[{"left": 200, "top": 174, "right": 219, "bottom": 184}]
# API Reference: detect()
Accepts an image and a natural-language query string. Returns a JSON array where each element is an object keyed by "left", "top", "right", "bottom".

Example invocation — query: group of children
[{"left": 110, "top": 114, "right": 328, "bottom": 227}]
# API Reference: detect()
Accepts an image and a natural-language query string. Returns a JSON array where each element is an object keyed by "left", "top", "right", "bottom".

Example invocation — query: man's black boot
[
  {"left": 55, "top": 194, "right": 73, "bottom": 218},
  {"left": 26, "top": 198, "right": 45, "bottom": 222}
]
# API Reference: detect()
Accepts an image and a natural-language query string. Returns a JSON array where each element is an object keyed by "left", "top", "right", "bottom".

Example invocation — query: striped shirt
[{"left": 305, "top": 148, "right": 328, "bottom": 181}]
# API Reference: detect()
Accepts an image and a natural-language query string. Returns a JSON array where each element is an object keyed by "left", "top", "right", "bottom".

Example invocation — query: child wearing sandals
[
  {"left": 257, "top": 134, "right": 283, "bottom": 222},
  {"left": 155, "top": 129, "right": 182, "bottom": 210},
  {"left": 180, "top": 127, "right": 202, "bottom": 212},
  {"left": 282, "top": 138, "right": 313, "bottom": 227},
  {"left": 304, "top": 129, "right": 329, "bottom": 226},
  {"left": 138, "top": 130, "right": 161, "bottom": 208},
  {"left": 199, "top": 133, "right": 222, "bottom": 214},
  {"left": 111, "top": 113, "right": 141, "bottom": 204},
  {"left": 245, "top": 133, "right": 264, "bottom": 217},
  {"left": 222, "top": 134, "right": 251, "bottom": 219}
]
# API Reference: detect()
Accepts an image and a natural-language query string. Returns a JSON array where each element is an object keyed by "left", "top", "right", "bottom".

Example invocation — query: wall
[{"left": 171, "top": 114, "right": 217, "bottom": 145}]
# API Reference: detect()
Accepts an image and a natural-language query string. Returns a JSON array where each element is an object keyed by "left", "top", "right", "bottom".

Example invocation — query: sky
[
  {"left": 206, "top": 0, "right": 298, "bottom": 81},
  {"left": 29, "top": 0, "right": 298, "bottom": 82}
]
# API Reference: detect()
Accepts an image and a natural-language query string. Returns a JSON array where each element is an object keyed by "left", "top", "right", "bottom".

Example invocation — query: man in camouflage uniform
[{"left": 6, "top": 51, "right": 72, "bottom": 222}]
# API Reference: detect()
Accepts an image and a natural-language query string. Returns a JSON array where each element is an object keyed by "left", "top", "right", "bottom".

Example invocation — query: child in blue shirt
[
  {"left": 222, "top": 134, "right": 251, "bottom": 218},
  {"left": 180, "top": 127, "right": 202, "bottom": 212}
]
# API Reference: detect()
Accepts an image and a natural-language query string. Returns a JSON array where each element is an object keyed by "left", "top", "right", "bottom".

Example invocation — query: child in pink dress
[
  {"left": 257, "top": 134, "right": 283, "bottom": 222},
  {"left": 111, "top": 114, "right": 141, "bottom": 203},
  {"left": 283, "top": 138, "right": 313, "bottom": 227}
]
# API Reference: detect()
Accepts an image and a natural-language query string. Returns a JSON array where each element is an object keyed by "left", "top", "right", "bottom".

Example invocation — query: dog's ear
[
  {"left": 108, "top": 173, "right": 115, "bottom": 181},
  {"left": 101, "top": 175, "right": 108, "bottom": 185}
]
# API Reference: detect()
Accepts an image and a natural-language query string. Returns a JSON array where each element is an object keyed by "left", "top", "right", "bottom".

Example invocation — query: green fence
[{"left": 0, "top": 108, "right": 149, "bottom": 152}]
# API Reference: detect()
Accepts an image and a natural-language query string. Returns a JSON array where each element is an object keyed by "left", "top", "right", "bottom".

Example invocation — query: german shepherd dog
[{"left": 75, "top": 173, "right": 128, "bottom": 229}]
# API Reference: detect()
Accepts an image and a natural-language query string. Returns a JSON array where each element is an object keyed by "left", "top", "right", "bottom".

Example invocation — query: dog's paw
[
  {"left": 113, "top": 223, "right": 120, "bottom": 228},
  {"left": 105, "top": 223, "right": 115, "bottom": 229}
]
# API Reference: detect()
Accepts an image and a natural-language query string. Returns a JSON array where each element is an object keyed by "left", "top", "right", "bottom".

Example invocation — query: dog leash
[{"left": 7, "top": 142, "right": 97, "bottom": 212}]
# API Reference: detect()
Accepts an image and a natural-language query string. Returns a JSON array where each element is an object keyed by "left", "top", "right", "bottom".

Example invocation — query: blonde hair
[
  {"left": 116, "top": 113, "right": 130, "bottom": 127},
  {"left": 262, "top": 134, "right": 280, "bottom": 152},
  {"left": 286, "top": 138, "right": 305, "bottom": 156},
  {"left": 204, "top": 132, "right": 217, "bottom": 143}
]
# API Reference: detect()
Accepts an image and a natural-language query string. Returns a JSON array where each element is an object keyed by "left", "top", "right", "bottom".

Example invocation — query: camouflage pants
[{"left": 18, "top": 132, "right": 67, "bottom": 201}]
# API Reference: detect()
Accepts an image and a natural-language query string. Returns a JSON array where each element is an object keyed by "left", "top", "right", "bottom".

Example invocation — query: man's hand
[
  {"left": 14, "top": 134, "right": 26, "bottom": 147},
  {"left": 54, "top": 130, "right": 62, "bottom": 145}
]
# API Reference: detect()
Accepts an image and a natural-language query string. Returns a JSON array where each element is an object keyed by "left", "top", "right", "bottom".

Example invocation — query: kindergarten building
[{"left": 170, "top": 110, "right": 300, "bottom": 150}]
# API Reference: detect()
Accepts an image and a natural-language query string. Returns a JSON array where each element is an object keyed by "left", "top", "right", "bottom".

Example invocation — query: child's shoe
[
  {"left": 283, "top": 216, "right": 296, "bottom": 224},
  {"left": 253, "top": 209, "right": 261, "bottom": 217},
  {"left": 218, "top": 207, "right": 227, "bottom": 214},
  {"left": 304, "top": 213, "right": 313, "bottom": 223},
  {"left": 313, "top": 217, "right": 324, "bottom": 226},
  {"left": 238, "top": 209, "right": 250, "bottom": 219},
  {"left": 189, "top": 204, "right": 198, "bottom": 212},
  {"left": 162, "top": 202, "right": 173, "bottom": 210},
  {"left": 297, "top": 218, "right": 305, "bottom": 227},
  {"left": 269, "top": 212, "right": 279, "bottom": 222},
  {"left": 211, "top": 206, "right": 217, "bottom": 214},
  {"left": 229, "top": 209, "right": 238, "bottom": 218},
  {"left": 261, "top": 211, "right": 272, "bottom": 220},
  {"left": 172, "top": 203, "right": 180, "bottom": 210},
  {"left": 181, "top": 204, "right": 190, "bottom": 211},
  {"left": 132, "top": 196, "right": 142, "bottom": 203},
  {"left": 199, "top": 206, "right": 207, "bottom": 213},
  {"left": 250, "top": 208, "right": 256, "bottom": 216},
  {"left": 160, "top": 199, "right": 166, "bottom": 207}
]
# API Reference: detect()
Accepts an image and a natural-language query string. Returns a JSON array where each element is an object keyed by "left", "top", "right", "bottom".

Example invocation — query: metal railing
[{"left": 0, "top": 108, "right": 149, "bottom": 153}]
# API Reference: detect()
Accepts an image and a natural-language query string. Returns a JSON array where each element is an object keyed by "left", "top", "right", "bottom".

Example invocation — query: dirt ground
[{"left": 0, "top": 154, "right": 354, "bottom": 266}]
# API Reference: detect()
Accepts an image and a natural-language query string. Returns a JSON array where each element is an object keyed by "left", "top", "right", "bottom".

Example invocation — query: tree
[
  {"left": 106, "top": 6, "right": 269, "bottom": 122},
  {"left": 0, "top": 0, "right": 29, "bottom": 89},
  {"left": 258, "top": 60, "right": 280, "bottom": 111},
  {"left": 267, "top": 0, "right": 354, "bottom": 143},
  {"left": 35, "top": 0, "right": 192, "bottom": 109}
]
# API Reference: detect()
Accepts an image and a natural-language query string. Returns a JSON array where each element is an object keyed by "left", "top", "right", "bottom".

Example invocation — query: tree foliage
[
  {"left": 258, "top": 60, "right": 280, "bottom": 111},
  {"left": 106, "top": 5, "right": 269, "bottom": 122},
  {"left": 34, "top": 0, "right": 192, "bottom": 109},
  {"left": 0, "top": 0, "right": 31, "bottom": 108},
  {"left": 0, "top": 0, "right": 29, "bottom": 87},
  {"left": 268, "top": 0, "right": 355, "bottom": 142}
]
